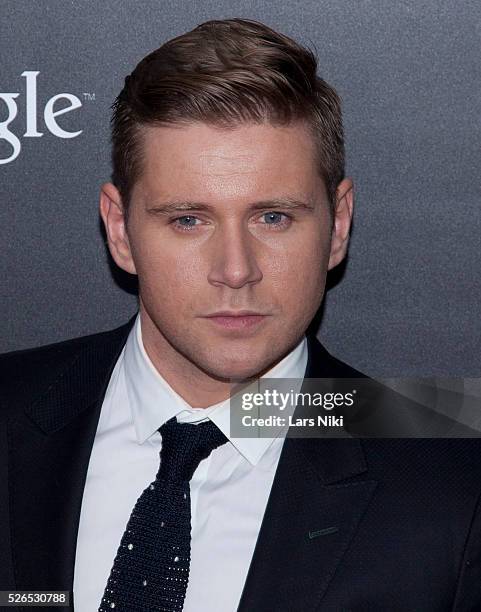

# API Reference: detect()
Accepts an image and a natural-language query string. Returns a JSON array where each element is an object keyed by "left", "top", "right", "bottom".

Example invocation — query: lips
[{"left": 202, "top": 311, "right": 269, "bottom": 330}]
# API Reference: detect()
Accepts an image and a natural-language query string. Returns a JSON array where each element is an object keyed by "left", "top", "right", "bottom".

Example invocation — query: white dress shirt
[{"left": 73, "top": 314, "right": 307, "bottom": 611}]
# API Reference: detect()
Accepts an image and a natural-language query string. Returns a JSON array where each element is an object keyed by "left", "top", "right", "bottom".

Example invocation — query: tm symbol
[{"left": 83, "top": 93, "right": 96, "bottom": 101}]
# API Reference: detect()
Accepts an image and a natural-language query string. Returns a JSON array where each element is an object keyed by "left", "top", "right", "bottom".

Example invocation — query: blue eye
[
  {"left": 261, "top": 212, "right": 288, "bottom": 225},
  {"left": 176, "top": 215, "right": 198, "bottom": 227}
]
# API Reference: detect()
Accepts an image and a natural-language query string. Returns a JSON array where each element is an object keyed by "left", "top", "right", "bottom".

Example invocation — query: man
[{"left": 1, "top": 17, "right": 480, "bottom": 612}]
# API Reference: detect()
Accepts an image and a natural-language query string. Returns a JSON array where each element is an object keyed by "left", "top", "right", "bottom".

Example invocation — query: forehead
[{"left": 134, "top": 121, "right": 324, "bottom": 203}]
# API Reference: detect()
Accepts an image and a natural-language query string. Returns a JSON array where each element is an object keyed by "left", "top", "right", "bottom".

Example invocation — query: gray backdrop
[{"left": 1, "top": 0, "right": 480, "bottom": 377}]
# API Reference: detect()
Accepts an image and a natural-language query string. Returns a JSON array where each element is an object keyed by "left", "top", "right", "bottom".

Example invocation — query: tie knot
[{"left": 157, "top": 416, "right": 229, "bottom": 482}]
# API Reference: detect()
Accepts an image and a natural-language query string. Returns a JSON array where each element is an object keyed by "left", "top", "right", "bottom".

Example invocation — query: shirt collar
[{"left": 124, "top": 313, "right": 307, "bottom": 465}]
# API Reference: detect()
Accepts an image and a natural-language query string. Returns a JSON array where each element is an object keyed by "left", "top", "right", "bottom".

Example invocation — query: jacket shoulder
[
  {"left": 305, "top": 334, "right": 368, "bottom": 379},
  {"left": 0, "top": 318, "right": 134, "bottom": 416}
]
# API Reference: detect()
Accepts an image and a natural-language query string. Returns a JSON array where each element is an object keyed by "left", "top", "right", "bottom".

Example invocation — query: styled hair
[{"left": 111, "top": 18, "right": 345, "bottom": 222}]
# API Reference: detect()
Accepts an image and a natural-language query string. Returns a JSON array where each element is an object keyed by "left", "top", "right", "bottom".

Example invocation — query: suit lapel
[
  {"left": 8, "top": 316, "right": 135, "bottom": 605},
  {"left": 237, "top": 335, "right": 378, "bottom": 611}
]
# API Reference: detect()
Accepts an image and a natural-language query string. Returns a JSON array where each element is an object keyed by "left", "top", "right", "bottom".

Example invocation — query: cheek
[
  {"left": 132, "top": 229, "right": 205, "bottom": 287},
  {"left": 265, "top": 230, "right": 328, "bottom": 289},
  {"left": 130, "top": 253, "right": 199, "bottom": 321}
]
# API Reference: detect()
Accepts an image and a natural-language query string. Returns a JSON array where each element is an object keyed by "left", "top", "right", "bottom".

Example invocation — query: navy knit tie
[{"left": 99, "top": 416, "right": 229, "bottom": 612}]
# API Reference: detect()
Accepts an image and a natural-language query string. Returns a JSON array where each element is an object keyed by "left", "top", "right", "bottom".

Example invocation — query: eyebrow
[{"left": 145, "top": 198, "right": 316, "bottom": 215}]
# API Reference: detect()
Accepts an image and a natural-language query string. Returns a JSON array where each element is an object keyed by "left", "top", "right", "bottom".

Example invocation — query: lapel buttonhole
[{"left": 308, "top": 526, "right": 339, "bottom": 539}]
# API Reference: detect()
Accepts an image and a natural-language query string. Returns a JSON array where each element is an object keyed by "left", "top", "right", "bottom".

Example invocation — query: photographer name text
[{"left": 242, "top": 414, "right": 344, "bottom": 427}]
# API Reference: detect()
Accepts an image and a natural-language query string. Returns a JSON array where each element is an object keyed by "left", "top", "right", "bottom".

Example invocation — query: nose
[{"left": 207, "top": 223, "right": 263, "bottom": 289}]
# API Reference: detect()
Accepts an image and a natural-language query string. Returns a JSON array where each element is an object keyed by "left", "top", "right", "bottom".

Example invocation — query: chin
[
  {"left": 200, "top": 352, "right": 270, "bottom": 382},
  {"left": 205, "top": 362, "right": 262, "bottom": 382}
]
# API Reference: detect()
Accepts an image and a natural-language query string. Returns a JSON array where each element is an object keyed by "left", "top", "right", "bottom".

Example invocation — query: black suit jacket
[{"left": 1, "top": 315, "right": 481, "bottom": 611}]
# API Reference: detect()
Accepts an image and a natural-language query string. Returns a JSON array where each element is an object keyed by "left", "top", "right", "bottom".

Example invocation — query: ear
[
  {"left": 328, "top": 178, "right": 354, "bottom": 270},
  {"left": 99, "top": 182, "right": 137, "bottom": 275}
]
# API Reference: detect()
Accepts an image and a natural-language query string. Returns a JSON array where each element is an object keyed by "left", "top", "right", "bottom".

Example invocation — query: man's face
[{"left": 101, "top": 121, "right": 353, "bottom": 381}]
